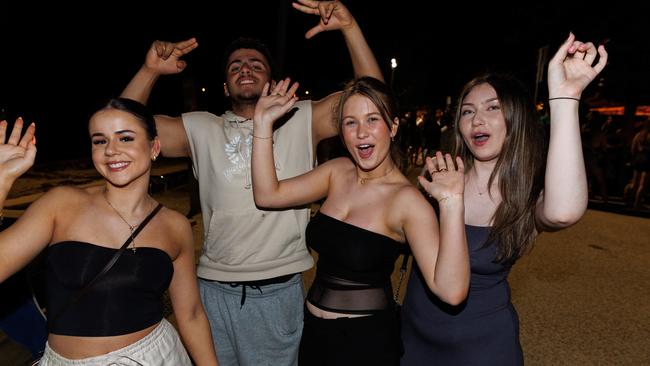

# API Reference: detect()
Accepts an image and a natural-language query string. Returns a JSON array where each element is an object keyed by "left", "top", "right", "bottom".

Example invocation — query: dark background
[{"left": 2, "top": 1, "right": 649, "bottom": 162}]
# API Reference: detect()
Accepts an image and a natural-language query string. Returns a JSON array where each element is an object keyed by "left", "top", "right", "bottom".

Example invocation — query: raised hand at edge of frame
[
  {"left": 547, "top": 32, "right": 608, "bottom": 99},
  {"left": 0, "top": 118, "right": 37, "bottom": 185},
  {"left": 293, "top": 0, "right": 356, "bottom": 39}
]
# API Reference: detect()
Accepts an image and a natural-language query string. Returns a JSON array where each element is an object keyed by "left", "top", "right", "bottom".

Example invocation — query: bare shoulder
[
  {"left": 326, "top": 157, "right": 356, "bottom": 170},
  {"left": 393, "top": 183, "right": 436, "bottom": 217},
  {"left": 156, "top": 206, "right": 193, "bottom": 239},
  {"left": 328, "top": 157, "right": 359, "bottom": 181},
  {"left": 37, "top": 185, "right": 91, "bottom": 206},
  {"left": 158, "top": 206, "right": 191, "bottom": 229}
]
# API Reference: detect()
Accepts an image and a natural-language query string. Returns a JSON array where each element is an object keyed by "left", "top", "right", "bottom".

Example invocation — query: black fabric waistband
[
  {"left": 216, "top": 273, "right": 297, "bottom": 287},
  {"left": 212, "top": 273, "right": 298, "bottom": 307}
]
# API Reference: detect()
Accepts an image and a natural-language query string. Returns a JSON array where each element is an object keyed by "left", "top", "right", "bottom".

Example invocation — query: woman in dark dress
[{"left": 401, "top": 33, "right": 608, "bottom": 365}]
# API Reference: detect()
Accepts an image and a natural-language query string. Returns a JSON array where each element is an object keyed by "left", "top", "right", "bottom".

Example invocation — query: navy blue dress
[{"left": 400, "top": 225, "right": 523, "bottom": 366}]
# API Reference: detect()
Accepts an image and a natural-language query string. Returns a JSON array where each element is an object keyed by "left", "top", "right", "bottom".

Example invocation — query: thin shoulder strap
[
  {"left": 48, "top": 203, "right": 164, "bottom": 323},
  {"left": 129, "top": 203, "right": 163, "bottom": 240},
  {"left": 93, "top": 202, "right": 164, "bottom": 279}
]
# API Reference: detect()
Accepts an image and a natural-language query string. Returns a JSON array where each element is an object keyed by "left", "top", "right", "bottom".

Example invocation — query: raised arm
[
  {"left": 167, "top": 214, "right": 219, "bottom": 365},
  {"left": 251, "top": 79, "right": 331, "bottom": 208},
  {"left": 121, "top": 38, "right": 198, "bottom": 157},
  {"left": 0, "top": 118, "right": 36, "bottom": 207},
  {"left": 407, "top": 152, "right": 469, "bottom": 305},
  {"left": 293, "top": 0, "right": 384, "bottom": 144},
  {"left": 0, "top": 119, "right": 54, "bottom": 282},
  {"left": 537, "top": 33, "right": 608, "bottom": 231}
]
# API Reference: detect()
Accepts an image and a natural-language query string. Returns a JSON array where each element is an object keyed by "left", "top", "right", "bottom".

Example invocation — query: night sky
[{"left": 2, "top": 1, "right": 649, "bottom": 162}]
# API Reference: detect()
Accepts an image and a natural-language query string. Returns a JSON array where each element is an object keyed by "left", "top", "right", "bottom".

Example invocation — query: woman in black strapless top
[
  {"left": 0, "top": 98, "right": 218, "bottom": 365},
  {"left": 250, "top": 76, "right": 470, "bottom": 366}
]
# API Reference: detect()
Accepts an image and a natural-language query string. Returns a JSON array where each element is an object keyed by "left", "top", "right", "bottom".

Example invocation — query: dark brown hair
[
  {"left": 223, "top": 37, "right": 275, "bottom": 80},
  {"left": 102, "top": 98, "right": 158, "bottom": 140}
]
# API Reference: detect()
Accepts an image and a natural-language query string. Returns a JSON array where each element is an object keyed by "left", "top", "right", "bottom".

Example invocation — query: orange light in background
[
  {"left": 636, "top": 106, "right": 650, "bottom": 116},
  {"left": 589, "top": 105, "right": 650, "bottom": 116}
]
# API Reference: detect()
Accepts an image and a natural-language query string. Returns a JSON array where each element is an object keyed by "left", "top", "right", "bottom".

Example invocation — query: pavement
[{"left": 1, "top": 163, "right": 649, "bottom": 365}]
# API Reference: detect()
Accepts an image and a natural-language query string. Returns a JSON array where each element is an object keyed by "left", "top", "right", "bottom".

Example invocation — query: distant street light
[{"left": 390, "top": 58, "right": 398, "bottom": 89}]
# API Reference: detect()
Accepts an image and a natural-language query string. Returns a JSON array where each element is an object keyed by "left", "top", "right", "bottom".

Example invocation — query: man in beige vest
[{"left": 120, "top": 1, "right": 384, "bottom": 365}]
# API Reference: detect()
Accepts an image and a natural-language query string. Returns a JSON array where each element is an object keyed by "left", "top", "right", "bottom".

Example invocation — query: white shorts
[{"left": 38, "top": 319, "right": 191, "bottom": 365}]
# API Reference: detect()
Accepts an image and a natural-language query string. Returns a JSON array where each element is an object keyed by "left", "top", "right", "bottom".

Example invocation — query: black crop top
[
  {"left": 306, "top": 211, "right": 404, "bottom": 314},
  {"left": 46, "top": 241, "right": 173, "bottom": 336}
]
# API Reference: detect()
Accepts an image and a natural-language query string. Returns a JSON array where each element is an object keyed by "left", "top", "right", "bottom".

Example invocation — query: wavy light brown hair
[{"left": 453, "top": 73, "right": 547, "bottom": 263}]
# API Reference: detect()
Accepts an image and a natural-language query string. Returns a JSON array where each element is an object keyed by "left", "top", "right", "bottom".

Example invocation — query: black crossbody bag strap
[{"left": 48, "top": 203, "right": 164, "bottom": 323}]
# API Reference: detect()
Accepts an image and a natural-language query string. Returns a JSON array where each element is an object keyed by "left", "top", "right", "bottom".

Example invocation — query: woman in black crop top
[
  {"left": 0, "top": 99, "right": 218, "bottom": 365},
  {"left": 250, "top": 76, "right": 470, "bottom": 365}
]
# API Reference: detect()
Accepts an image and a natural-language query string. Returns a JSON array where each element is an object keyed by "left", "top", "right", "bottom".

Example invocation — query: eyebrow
[
  {"left": 461, "top": 97, "right": 499, "bottom": 106},
  {"left": 90, "top": 129, "right": 136, "bottom": 138},
  {"left": 343, "top": 112, "right": 382, "bottom": 120},
  {"left": 227, "top": 57, "right": 266, "bottom": 68}
]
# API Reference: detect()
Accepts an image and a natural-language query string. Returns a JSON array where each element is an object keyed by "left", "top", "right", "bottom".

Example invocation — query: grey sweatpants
[{"left": 199, "top": 274, "right": 305, "bottom": 366}]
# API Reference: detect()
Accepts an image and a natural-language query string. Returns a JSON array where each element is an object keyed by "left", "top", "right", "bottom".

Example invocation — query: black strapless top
[
  {"left": 306, "top": 211, "right": 405, "bottom": 314},
  {"left": 46, "top": 241, "right": 173, "bottom": 336}
]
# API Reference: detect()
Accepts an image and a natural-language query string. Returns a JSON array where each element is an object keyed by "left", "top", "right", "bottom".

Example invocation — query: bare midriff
[
  {"left": 306, "top": 300, "right": 372, "bottom": 319},
  {"left": 47, "top": 322, "right": 158, "bottom": 359}
]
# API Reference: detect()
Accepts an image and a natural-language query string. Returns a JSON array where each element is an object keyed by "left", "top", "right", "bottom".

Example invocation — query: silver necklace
[
  {"left": 103, "top": 192, "right": 139, "bottom": 253},
  {"left": 470, "top": 170, "right": 490, "bottom": 196},
  {"left": 474, "top": 178, "right": 488, "bottom": 196}
]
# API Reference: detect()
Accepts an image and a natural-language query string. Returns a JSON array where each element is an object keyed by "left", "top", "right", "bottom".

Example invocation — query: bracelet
[
  {"left": 548, "top": 97, "right": 580, "bottom": 102},
  {"left": 252, "top": 134, "right": 273, "bottom": 139}
]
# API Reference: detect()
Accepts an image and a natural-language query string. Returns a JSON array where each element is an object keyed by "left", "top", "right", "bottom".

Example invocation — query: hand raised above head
[
  {"left": 418, "top": 152, "right": 465, "bottom": 204},
  {"left": 293, "top": 0, "right": 355, "bottom": 39},
  {"left": 144, "top": 37, "right": 198, "bottom": 75},
  {"left": 0, "top": 118, "right": 37, "bottom": 183},
  {"left": 547, "top": 32, "right": 608, "bottom": 99},
  {"left": 254, "top": 78, "right": 300, "bottom": 128}
]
